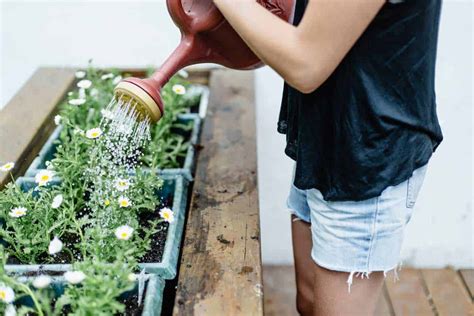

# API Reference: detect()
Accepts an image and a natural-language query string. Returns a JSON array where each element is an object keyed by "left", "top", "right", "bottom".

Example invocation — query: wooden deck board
[
  {"left": 0, "top": 68, "right": 75, "bottom": 187},
  {"left": 263, "top": 265, "right": 298, "bottom": 316},
  {"left": 173, "top": 69, "right": 263, "bottom": 315},
  {"left": 460, "top": 269, "right": 474, "bottom": 300},
  {"left": 383, "top": 268, "right": 434, "bottom": 316},
  {"left": 422, "top": 268, "right": 473, "bottom": 316}
]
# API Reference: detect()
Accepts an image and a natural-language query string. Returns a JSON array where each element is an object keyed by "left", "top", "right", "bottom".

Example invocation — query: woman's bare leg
[
  {"left": 312, "top": 264, "right": 385, "bottom": 316},
  {"left": 291, "top": 215, "right": 315, "bottom": 315}
]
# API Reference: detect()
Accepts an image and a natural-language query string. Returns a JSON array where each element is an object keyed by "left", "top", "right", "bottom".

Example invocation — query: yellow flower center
[
  {"left": 120, "top": 201, "right": 128, "bottom": 207},
  {"left": 0, "top": 291, "right": 5, "bottom": 300},
  {"left": 92, "top": 132, "right": 98, "bottom": 137},
  {"left": 41, "top": 175, "right": 49, "bottom": 181},
  {"left": 104, "top": 199, "right": 110, "bottom": 206},
  {"left": 5, "top": 164, "right": 12, "bottom": 169},
  {"left": 121, "top": 232, "right": 128, "bottom": 238},
  {"left": 163, "top": 213, "right": 170, "bottom": 219}
]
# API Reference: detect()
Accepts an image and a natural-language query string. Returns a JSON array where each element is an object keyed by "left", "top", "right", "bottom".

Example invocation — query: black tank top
[{"left": 278, "top": 0, "right": 443, "bottom": 201}]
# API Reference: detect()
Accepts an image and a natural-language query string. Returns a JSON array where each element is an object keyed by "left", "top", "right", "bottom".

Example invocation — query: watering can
[{"left": 114, "top": 0, "right": 296, "bottom": 122}]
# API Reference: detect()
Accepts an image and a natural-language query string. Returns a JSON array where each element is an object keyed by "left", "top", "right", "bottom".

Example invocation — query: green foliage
[
  {"left": 0, "top": 63, "right": 202, "bottom": 314},
  {"left": 57, "top": 260, "right": 136, "bottom": 316},
  {"left": 0, "top": 183, "right": 73, "bottom": 263}
]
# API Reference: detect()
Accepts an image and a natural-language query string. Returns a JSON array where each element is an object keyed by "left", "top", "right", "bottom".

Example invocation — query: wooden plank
[
  {"left": 422, "top": 268, "right": 474, "bottom": 316},
  {"left": 385, "top": 268, "right": 434, "bottom": 316},
  {"left": 173, "top": 69, "right": 263, "bottom": 315},
  {"left": 263, "top": 265, "right": 298, "bottom": 316},
  {"left": 0, "top": 67, "right": 76, "bottom": 187},
  {"left": 375, "top": 284, "right": 394, "bottom": 316},
  {"left": 459, "top": 269, "right": 474, "bottom": 300}
]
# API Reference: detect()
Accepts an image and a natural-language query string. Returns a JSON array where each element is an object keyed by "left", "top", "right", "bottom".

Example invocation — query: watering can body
[{"left": 115, "top": 0, "right": 296, "bottom": 122}]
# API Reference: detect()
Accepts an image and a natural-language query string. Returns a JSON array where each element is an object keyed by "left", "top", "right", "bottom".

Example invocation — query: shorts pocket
[{"left": 406, "top": 164, "right": 428, "bottom": 208}]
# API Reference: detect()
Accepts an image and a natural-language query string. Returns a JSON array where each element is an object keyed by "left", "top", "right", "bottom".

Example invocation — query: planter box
[
  {"left": 187, "top": 84, "right": 210, "bottom": 119},
  {"left": 14, "top": 274, "right": 165, "bottom": 316},
  {"left": 24, "top": 113, "right": 202, "bottom": 181},
  {"left": 5, "top": 173, "right": 189, "bottom": 279}
]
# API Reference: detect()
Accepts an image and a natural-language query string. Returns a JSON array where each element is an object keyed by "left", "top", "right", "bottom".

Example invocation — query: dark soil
[{"left": 122, "top": 291, "right": 145, "bottom": 316}]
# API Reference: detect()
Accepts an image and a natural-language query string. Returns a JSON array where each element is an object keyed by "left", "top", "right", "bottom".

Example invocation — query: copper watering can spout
[{"left": 114, "top": 0, "right": 295, "bottom": 123}]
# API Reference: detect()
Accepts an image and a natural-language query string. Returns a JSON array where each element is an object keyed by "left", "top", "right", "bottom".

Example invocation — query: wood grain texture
[
  {"left": 422, "top": 268, "right": 474, "bottom": 316},
  {"left": 460, "top": 269, "right": 474, "bottom": 300},
  {"left": 173, "top": 69, "right": 263, "bottom": 316},
  {"left": 385, "top": 268, "right": 434, "bottom": 316},
  {"left": 0, "top": 68, "right": 76, "bottom": 187}
]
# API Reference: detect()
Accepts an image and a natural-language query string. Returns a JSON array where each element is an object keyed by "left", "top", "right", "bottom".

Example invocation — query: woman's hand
[{"left": 212, "top": 0, "right": 384, "bottom": 93}]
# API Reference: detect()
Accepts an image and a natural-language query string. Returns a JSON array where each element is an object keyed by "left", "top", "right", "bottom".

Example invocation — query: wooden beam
[
  {"left": 422, "top": 268, "right": 473, "bottom": 316},
  {"left": 0, "top": 68, "right": 76, "bottom": 187},
  {"left": 173, "top": 69, "right": 263, "bottom": 315},
  {"left": 385, "top": 268, "right": 434, "bottom": 316}
]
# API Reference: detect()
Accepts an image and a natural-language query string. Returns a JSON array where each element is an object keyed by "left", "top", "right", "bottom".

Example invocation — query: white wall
[{"left": 2, "top": 1, "right": 473, "bottom": 268}]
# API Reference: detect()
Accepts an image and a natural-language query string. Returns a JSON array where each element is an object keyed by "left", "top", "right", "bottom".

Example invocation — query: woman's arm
[{"left": 212, "top": 0, "right": 384, "bottom": 93}]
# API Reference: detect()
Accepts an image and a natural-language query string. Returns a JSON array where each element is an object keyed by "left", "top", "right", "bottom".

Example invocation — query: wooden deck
[{"left": 264, "top": 265, "right": 474, "bottom": 316}]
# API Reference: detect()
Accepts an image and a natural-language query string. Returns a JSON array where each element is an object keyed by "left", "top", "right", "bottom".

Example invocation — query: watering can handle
[{"left": 167, "top": 0, "right": 224, "bottom": 33}]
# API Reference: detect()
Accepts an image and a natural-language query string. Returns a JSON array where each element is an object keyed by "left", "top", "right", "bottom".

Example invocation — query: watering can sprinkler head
[
  {"left": 114, "top": 77, "right": 164, "bottom": 123},
  {"left": 113, "top": 0, "right": 295, "bottom": 123}
]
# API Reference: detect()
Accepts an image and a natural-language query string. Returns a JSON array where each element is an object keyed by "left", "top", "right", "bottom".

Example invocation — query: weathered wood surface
[
  {"left": 173, "top": 69, "right": 263, "bottom": 315},
  {"left": 460, "top": 269, "right": 474, "bottom": 300},
  {"left": 0, "top": 68, "right": 76, "bottom": 187},
  {"left": 422, "top": 268, "right": 474, "bottom": 316},
  {"left": 385, "top": 268, "right": 434, "bottom": 316}
]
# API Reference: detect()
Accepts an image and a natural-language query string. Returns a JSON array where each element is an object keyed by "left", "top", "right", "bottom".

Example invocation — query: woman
[{"left": 213, "top": 0, "right": 443, "bottom": 315}]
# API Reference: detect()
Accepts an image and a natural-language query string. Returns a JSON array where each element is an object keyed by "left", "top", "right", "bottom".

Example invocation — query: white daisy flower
[
  {"left": 178, "top": 69, "right": 189, "bottom": 78},
  {"left": 0, "top": 162, "right": 15, "bottom": 172},
  {"left": 118, "top": 196, "right": 131, "bottom": 208},
  {"left": 48, "top": 236, "right": 63, "bottom": 255},
  {"left": 68, "top": 98, "right": 86, "bottom": 106},
  {"left": 64, "top": 271, "right": 86, "bottom": 284},
  {"left": 159, "top": 207, "right": 175, "bottom": 223},
  {"left": 77, "top": 79, "right": 92, "bottom": 89},
  {"left": 32, "top": 275, "right": 52, "bottom": 289},
  {"left": 5, "top": 304, "right": 16, "bottom": 316},
  {"left": 101, "top": 73, "right": 114, "bottom": 80},
  {"left": 115, "top": 225, "right": 134, "bottom": 240},
  {"left": 85, "top": 127, "right": 102, "bottom": 139},
  {"left": 101, "top": 109, "right": 114, "bottom": 120},
  {"left": 112, "top": 75, "right": 122, "bottom": 85},
  {"left": 54, "top": 115, "right": 61, "bottom": 126},
  {"left": 51, "top": 194, "right": 63, "bottom": 209},
  {"left": 75, "top": 70, "right": 86, "bottom": 79},
  {"left": 0, "top": 286, "right": 15, "bottom": 304},
  {"left": 35, "top": 170, "right": 54, "bottom": 186},
  {"left": 9, "top": 207, "right": 27, "bottom": 218},
  {"left": 114, "top": 178, "right": 130, "bottom": 192},
  {"left": 127, "top": 273, "right": 137, "bottom": 282},
  {"left": 172, "top": 84, "right": 186, "bottom": 95}
]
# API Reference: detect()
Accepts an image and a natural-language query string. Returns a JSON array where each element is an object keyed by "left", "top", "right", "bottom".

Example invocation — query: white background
[{"left": 1, "top": 0, "right": 472, "bottom": 268}]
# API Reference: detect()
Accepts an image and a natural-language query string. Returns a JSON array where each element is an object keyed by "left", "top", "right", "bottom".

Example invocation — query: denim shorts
[{"left": 287, "top": 163, "right": 428, "bottom": 292}]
